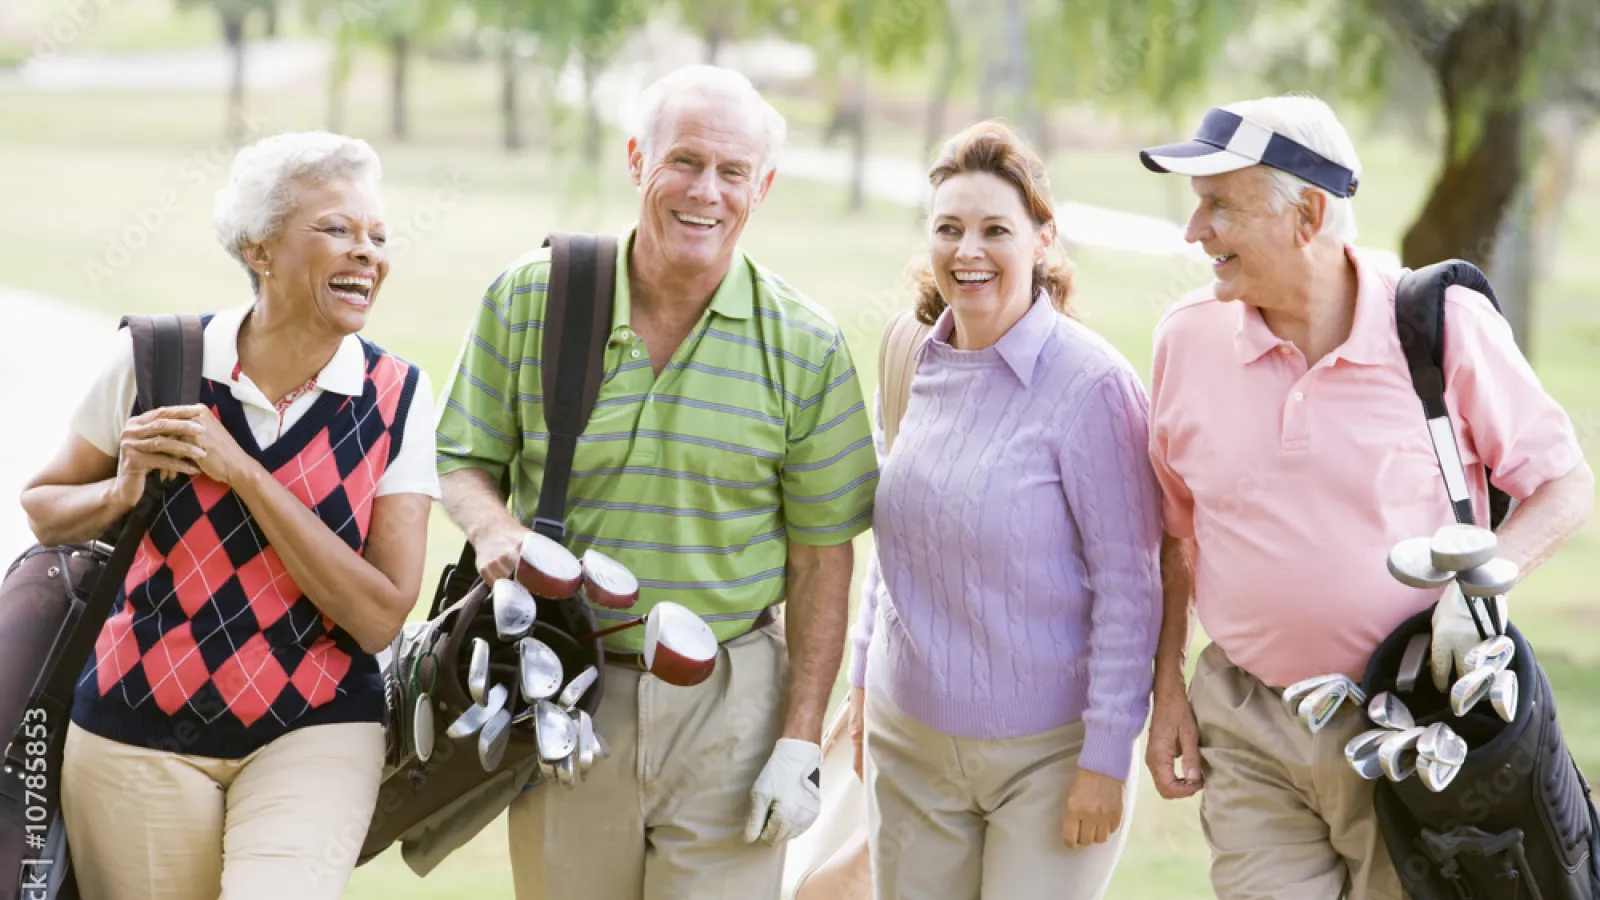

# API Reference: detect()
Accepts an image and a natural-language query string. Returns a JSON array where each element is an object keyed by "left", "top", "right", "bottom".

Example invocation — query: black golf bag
[{"left": 1360, "top": 260, "right": 1600, "bottom": 899}]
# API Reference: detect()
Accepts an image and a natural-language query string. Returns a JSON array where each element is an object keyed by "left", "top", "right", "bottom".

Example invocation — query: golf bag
[
  {"left": 1, "top": 314, "right": 205, "bottom": 900},
  {"left": 357, "top": 233, "right": 616, "bottom": 874},
  {"left": 1361, "top": 260, "right": 1600, "bottom": 899}
]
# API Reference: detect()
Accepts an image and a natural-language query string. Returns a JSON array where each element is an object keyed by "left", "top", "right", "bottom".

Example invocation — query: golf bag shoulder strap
[
  {"left": 1394, "top": 259, "right": 1512, "bottom": 529},
  {"left": 441, "top": 234, "right": 617, "bottom": 599},
  {"left": 877, "top": 309, "right": 932, "bottom": 454},
  {"left": 35, "top": 314, "right": 204, "bottom": 715}
]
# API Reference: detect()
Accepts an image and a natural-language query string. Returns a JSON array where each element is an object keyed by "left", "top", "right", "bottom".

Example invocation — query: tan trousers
[
  {"left": 863, "top": 690, "right": 1135, "bottom": 900},
  {"left": 59, "top": 721, "right": 385, "bottom": 900},
  {"left": 507, "top": 623, "right": 789, "bottom": 900},
  {"left": 1190, "top": 642, "right": 1403, "bottom": 900}
]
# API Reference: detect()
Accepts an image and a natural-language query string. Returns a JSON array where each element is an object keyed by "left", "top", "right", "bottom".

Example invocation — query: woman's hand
[
  {"left": 112, "top": 406, "right": 207, "bottom": 507},
  {"left": 1062, "top": 768, "right": 1126, "bottom": 849},
  {"left": 182, "top": 405, "right": 257, "bottom": 487},
  {"left": 848, "top": 686, "right": 866, "bottom": 779}
]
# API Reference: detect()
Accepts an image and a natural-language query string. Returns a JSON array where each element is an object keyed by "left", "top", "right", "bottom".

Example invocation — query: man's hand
[
  {"left": 472, "top": 521, "right": 532, "bottom": 584},
  {"left": 848, "top": 686, "right": 865, "bottom": 780},
  {"left": 1145, "top": 680, "right": 1203, "bottom": 799},
  {"left": 1062, "top": 768, "right": 1126, "bottom": 849},
  {"left": 1430, "top": 581, "right": 1508, "bottom": 691},
  {"left": 744, "top": 738, "right": 822, "bottom": 845}
]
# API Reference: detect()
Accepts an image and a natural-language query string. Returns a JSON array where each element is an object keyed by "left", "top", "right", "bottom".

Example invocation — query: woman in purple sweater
[{"left": 845, "top": 121, "right": 1164, "bottom": 899}]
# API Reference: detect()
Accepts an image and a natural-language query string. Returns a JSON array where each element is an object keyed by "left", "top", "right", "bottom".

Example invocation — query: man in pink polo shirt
[{"left": 1136, "top": 95, "right": 1595, "bottom": 899}]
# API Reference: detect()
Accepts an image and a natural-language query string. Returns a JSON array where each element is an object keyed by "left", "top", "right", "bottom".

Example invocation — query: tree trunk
[
  {"left": 263, "top": 1, "right": 277, "bottom": 38},
  {"left": 223, "top": 11, "right": 247, "bottom": 144},
  {"left": 390, "top": 33, "right": 409, "bottom": 141},
  {"left": 1530, "top": 105, "right": 1591, "bottom": 274},
  {"left": 923, "top": 0, "right": 959, "bottom": 161},
  {"left": 849, "top": 65, "right": 868, "bottom": 212},
  {"left": 501, "top": 32, "right": 521, "bottom": 152},
  {"left": 1002, "top": 0, "right": 1043, "bottom": 149},
  {"left": 582, "top": 52, "right": 603, "bottom": 165},
  {"left": 326, "top": 32, "right": 351, "bottom": 132},
  {"left": 703, "top": 23, "right": 725, "bottom": 64},
  {"left": 1488, "top": 183, "right": 1535, "bottom": 352},
  {"left": 1398, "top": 2, "right": 1540, "bottom": 290}
]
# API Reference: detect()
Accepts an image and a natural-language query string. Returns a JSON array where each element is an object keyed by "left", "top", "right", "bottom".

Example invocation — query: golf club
[
  {"left": 1416, "top": 722, "right": 1468, "bottom": 767},
  {"left": 558, "top": 665, "right": 598, "bottom": 710},
  {"left": 1419, "top": 758, "right": 1462, "bottom": 793},
  {"left": 1378, "top": 727, "right": 1425, "bottom": 782},
  {"left": 1299, "top": 680, "right": 1352, "bottom": 734},
  {"left": 1397, "top": 633, "right": 1431, "bottom": 693},
  {"left": 1282, "top": 674, "right": 1344, "bottom": 717},
  {"left": 468, "top": 636, "right": 491, "bottom": 705},
  {"left": 557, "top": 753, "right": 578, "bottom": 789},
  {"left": 493, "top": 579, "right": 538, "bottom": 642},
  {"left": 582, "top": 548, "right": 641, "bottom": 610},
  {"left": 1431, "top": 523, "right": 1497, "bottom": 572},
  {"left": 1345, "top": 729, "right": 1391, "bottom": 780},
  {"left": 535, "top": 699, "right": 579, "bottom": 762},
  {"left": 478, "top": 707, "right": 512, "bottom": 771},
  {"left": 1450, "top": 666, "right": 1496, "bottom": 717},
  {"left": 1491, "top": 669, "right": 1519, "bottom": 723},
  {"left": 584, "top": 602, "right": 720, "bottom": 687},
  {"left": 577, "top": 710, "right": 595, "bottom": 777},
  {"left": 1462, "top": 635, "right": 1514, "bottom": 673},
  {"left": 1457, "top": 558, "right": 1519, "bottom": 599},
  {"left": 1388, "top": 537, "right": 1456, "bottom": 588},
  {"left": 447, "top": 683, "right": 509, "bottom": 739},
  {"left": 1367, "top": 692, "right": 1415, "bottom": 731},
  {"left": 518, "top": 636, "right": 564, "bottom": 703},
  {"left": 516, "top": 531, "right": 584, "bottom": 600}
]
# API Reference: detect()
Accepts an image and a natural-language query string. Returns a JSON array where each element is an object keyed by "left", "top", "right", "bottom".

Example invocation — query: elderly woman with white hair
[
  {"left": 1137, "top": 95, "right": 1592, "bottom": 899},
  {"left": 20, "top": 131, "right": 438, "bottom": 900}
]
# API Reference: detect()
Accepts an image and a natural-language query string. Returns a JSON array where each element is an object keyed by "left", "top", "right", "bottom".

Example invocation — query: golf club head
[
  {"left": 535, "top": 699, "right": 579, "bottom": 762},
  {"left": 515, "top": 531, "right": 583, "bottom": 600},
  {"left": 1282, "top": 674, "right": 1344, "bottom": 718},
  {"left": 1378, "top": 727, "right": 1425, "bottom": 782},
  {"left": 468, "top": 637, "right": 491, "bottom": 705},
  {"left": 445, "top": 682, "right": 507, "bottom": 741},
  {"left": 1462, "top": 635, "right": 1515, "bottom": 673},
  {"left": 1457, "top": 558, "right": 1519, "bottom": 599},
  {"left": 518, "top": 637, "right": 564, "bottom": 702},
  {"left": 592, "top": 730, "right": 611, "bottom": 760},
  {"left": 1397, "top": 633, "right": 1431, "bottom": 694},
  {"left": 1431, "top": 523, "right": 1497, "bottom": 572},
  {"left": 1450, "top": 667, "right": 1496, "bottom": 717},
  {"left": 413, "top": 692, "right": 435, "bottom": 764},
  {"left": 582, "top": 548, "right": 641, "bottom": 610},
  {"left": 577, "top": 711, "right": 595, "bottom": 776},
  {"left": 478, "top": 708, "right": 512, "bottom": 772},
  {"left": 1388, "top": 536, "right": 1456, "bottom": 588},
  {"left": 1367, "top": 692, "right": 1415, "bottom": 731},
  {"left": 1417, "top": 722, "right": 1468, "bottom": 767},
  {"left": 1299, "top": 680, "right": 1351, "bottom": 734},
  {"left": 557, "top": 753, "right": 578, "bottom": 789},
  {"left": 558, "top": 665, "right": 599, "bottom": 710},
  {"left": 642, "top": 602, "right": 718, "bottom": 687},
  {"left": 1345, "top": 729, "right": 1391, "bottom": 780},
  {"left": 1491, "top": 670, "right": 1519, "bottom": 723},
  {"left": 492, "top": 579, "right": 538, "bottom": 642},
  {"left": 1419, "top": 758, "right": 1462, "bottom": 793}
]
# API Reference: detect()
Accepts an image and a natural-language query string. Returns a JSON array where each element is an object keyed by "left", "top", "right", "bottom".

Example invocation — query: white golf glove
[
  {"left": 1431, "top": 581, "right": 1508, "bottom": 691},
  {"left": 743, "top": 738, "right": 822, "bottom": 846}
]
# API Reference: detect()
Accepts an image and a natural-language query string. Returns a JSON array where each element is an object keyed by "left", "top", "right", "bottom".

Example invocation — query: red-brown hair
[{"left": 911, "top": 120, "right": 1074, "bottom": 325}]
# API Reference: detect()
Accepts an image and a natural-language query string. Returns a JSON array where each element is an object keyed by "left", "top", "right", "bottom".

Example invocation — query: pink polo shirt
[{"left": 1150, "top": 246, "right": 1584, "bottom": 687}]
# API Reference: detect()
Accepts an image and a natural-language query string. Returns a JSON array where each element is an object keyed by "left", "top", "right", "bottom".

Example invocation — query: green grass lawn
[{"left": 2, "top": 32, "right": 1599, "bottom": 899}]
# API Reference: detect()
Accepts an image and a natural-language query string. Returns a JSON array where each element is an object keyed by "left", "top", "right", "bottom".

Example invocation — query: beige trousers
[
  {"left": 863, "top": 689, "right": 1135, "bottom": 900},
  {"left": 59, "top": 721, "right": 385, "bottom": 900},
  {"left": 507, "top": 623, "right": 789, "bottom": 900},
  {"left": 1190, "top": 642, "right": 1404, "bottom": 900}
]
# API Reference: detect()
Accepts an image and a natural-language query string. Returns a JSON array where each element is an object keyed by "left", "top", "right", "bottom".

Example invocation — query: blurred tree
[
  {"left": 526, "top": 0, "right": 648, "bottom": 164},
  {"left": 673, "top": 0, "right": 747, "bottom": 63},
  {"left": 178, "top": 0, "right": 275, "bottom": 143},
  {"left": 305, "top": 0, "right": 454, "bottom": 139}
]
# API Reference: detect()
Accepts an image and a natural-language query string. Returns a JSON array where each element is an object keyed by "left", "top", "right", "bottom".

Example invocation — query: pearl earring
[{"left": 264, "top": 270, "right": 272, "bottom": 278}]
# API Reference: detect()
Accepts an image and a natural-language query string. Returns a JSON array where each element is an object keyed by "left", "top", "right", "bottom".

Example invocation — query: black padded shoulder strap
[{"left": 36, "top": 314, "right": 205, "bottom": 712}]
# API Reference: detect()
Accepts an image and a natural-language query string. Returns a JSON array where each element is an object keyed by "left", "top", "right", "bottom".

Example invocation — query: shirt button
[
  {"left": 1279, "top": 346, "right": 1292, "bottom": 355},
  {"left": 619, "top": 329, "right": 631, "bottom": 339},
  {"left": 1293, "top": 391, "right": 1305, "bottom": 402},
  {"left": 630, "top": 349, "right": 641, "bottom": 359}
]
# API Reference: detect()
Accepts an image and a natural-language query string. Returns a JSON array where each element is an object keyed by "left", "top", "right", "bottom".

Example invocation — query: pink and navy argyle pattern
[{"left": 72, "top": 331, "right": 419, "bottom": 759}]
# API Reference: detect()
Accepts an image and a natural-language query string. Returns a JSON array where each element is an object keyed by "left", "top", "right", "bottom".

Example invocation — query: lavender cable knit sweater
[{"left": 849, "top": 297, "right": 1164, "bottom": 781}]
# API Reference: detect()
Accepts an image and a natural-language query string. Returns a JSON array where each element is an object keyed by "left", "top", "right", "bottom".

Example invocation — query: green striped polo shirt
[{"left": 435, "top": 229, "right": 879, "bottom": 651}]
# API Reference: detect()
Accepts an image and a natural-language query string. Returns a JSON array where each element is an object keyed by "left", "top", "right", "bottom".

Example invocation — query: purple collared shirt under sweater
[{"left": 849, "top": 296, "right": 1163, "bottom": 781}]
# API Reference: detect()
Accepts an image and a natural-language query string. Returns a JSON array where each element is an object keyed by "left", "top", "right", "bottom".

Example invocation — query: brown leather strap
[{"left": 877, "top": 310, "right": 932, "bottom": 452}]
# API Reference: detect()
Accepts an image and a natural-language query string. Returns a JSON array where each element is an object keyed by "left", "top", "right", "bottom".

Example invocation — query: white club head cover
[
  {"left": 1431, "top": 581, "right": 1508, "bottom": 692},
  {"left": 744, "top": 738, "right": 822, "bottom": 846}
]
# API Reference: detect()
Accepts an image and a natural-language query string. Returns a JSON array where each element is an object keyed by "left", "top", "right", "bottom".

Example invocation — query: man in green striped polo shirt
[{"left": 434, "top": 64, "right": 877, "bottom": 900}]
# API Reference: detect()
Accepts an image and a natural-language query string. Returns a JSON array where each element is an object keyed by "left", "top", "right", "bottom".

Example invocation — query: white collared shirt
[{"left": 70, "top": 304, "right": 440, "bottom": 499}]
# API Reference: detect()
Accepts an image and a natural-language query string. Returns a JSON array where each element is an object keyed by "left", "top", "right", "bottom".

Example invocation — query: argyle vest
[{"left": 71, "top": 333, "right": 420, "bottom": 759}]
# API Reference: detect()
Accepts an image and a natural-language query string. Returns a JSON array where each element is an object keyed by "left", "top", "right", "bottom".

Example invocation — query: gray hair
[
  {"left": 632, "top": 65, "right": 787, "bottom": 183},
  {"left": 212, "top": 131, "right": 383, "bottom": 292},
  {"left": 1224, "top": 95, "right": 1363, "bottom": 244}
]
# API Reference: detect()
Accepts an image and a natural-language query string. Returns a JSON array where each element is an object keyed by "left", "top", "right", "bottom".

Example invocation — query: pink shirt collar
[
  {"left": 924, "top": 290, "right": 1057, "bottom": 387},
  {"left": 1231, "top": 244, "right": 1393, "bottom": 367}
]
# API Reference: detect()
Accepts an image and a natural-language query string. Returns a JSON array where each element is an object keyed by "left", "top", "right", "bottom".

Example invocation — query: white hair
[
  {"left": 1225, "top": 95, "right": 1363, "bottom": 244},
  {"left": 213, "top": 131, "right": 382, "bottom": 292},
  {"left": 632, "top": 64, "right": 787, "bottom": 183}
]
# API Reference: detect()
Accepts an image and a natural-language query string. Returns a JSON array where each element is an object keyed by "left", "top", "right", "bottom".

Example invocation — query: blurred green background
[{"left": 1, "top": 0, "right": 1598, "bottom": 896}]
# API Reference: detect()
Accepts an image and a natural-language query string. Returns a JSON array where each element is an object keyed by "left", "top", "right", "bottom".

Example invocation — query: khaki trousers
[
  {"left": 507, "top": 623, "right": 789, "bottom": 900},
  {"left": 863, "top": 690, "right": 1135, "bottom": 900},
  {"left": 1190, "top": 642, "right": 1403, "bottom": 900},
  {"left": 59, "top": 721, "right": 385, "bottom": 900}
]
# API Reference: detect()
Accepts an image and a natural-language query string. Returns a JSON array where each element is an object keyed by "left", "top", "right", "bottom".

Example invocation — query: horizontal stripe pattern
[{"left": 435, "top": 236, "right": 878, "bottom": 650}]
